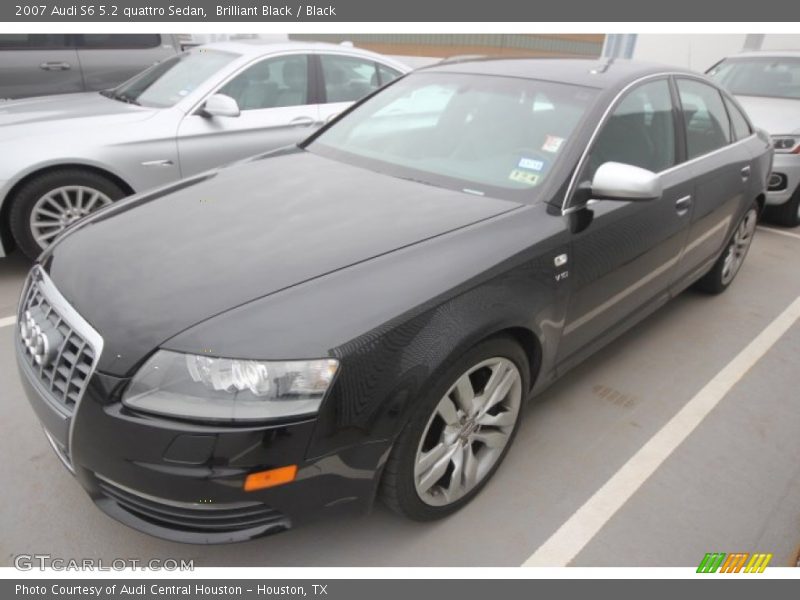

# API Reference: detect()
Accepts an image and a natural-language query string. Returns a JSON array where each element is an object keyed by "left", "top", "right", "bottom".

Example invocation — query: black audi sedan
[{"left": 16, "top": 58, "right": 771, "bottom": 543}]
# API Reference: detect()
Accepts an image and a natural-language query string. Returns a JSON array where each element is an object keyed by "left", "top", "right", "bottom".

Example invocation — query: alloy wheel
[
  {"left": 413, "top": 357, "right": 522, "bottom": 507},
  {"left": 721, "top": 209, "right": 757, "bottom": 285},
  {"left": 29, "top": 185, "right": 113, "bottom": 250}
]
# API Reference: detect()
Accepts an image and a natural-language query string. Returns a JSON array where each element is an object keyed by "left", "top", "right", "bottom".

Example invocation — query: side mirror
[
  {"left": 591, "top": 162, "right": 662, "bottom": 202},
  {"left": 202, "top": 94, "right": 240, "bottom": 118}
]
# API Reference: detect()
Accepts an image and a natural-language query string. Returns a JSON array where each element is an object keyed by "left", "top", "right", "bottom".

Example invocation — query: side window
[
  {"left": 724, "top": 96, "right": 752, "bottom": 141},
  {"left": 586, "top": 79, "right": 676, "bottom": 179},
  {"left": 321, "top": 54, "right": 380, "bottom": 103},
  {"left": 78, "top": 35, "right": 161, "bottom": 49},
  {"left": 0, "top": 34, "right": 71, "bottom": 49},
  {"left": 677, "top": 79, "right": 732, "bottom": 159},
  {"left": 378, "top": 64, "right": 402, "bottom": 86},
  {"left": 218, "top": 54, "right": 309, "bottom": 110}
]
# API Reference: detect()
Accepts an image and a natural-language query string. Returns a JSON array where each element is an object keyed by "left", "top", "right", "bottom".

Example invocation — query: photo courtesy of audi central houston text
[{"left": 9, "top": 41, "right": 776, "bottom": 545}]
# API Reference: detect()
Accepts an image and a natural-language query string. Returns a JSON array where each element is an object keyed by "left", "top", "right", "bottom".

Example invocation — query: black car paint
[{"left": 19, "top": 61, "right": 772, "bottom": 543}]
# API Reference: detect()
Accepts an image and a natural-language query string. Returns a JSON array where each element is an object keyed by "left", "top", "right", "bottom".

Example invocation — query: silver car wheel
[
  {"left": 721, "top": 208, "right": 757, "bottom": 285},
  {"left": 414, "top": 357, "right": 522, "bottom": 507},
  {"left": 29, "top": 185, "right": 113, "bottom": 250}
]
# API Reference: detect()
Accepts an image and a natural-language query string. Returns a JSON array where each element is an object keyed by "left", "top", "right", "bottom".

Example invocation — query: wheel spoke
[
  {"left": 436, "top": 398, "right": 460, "bottom": 426},
  {"left": 59, "top": 189, "right": 72, "bottom": 209},
  {"left": 446, "top": 445, "right": 465, "bottom": 497},
  {"left": 35, "top": 230, "right": 61, "bottom": 244},
  {"left": 473, "top": 429, "right": 507, "bottom": 449},
  {"left": 416, "top": 444, "right": 457, "bottom": 494},
  {"left": 477, "top": 367, "right": 516, "bottom": 417},
  {"left": 417, "top": 442, "right": 450, "bottom": 474},
  {"left": 451, "top": 375, "right": 475, "bottom": 415},
  {"left": 462, "top": 445, "right": 479, "bottom": 490},
  {"left": 75, "top": 187, "right": 85, "bottom": 210},
  {"left": 84, "top": 192, "right": 101, "bottom": 212},
  {"left": 33, "top": 207, "right": 62, "bottom": 221},
  {"left": 476, "top": 408, "right": 516, "bottom": 428},
  {"left": 43, "top": 194, "right": 64, "bottom": 211}
]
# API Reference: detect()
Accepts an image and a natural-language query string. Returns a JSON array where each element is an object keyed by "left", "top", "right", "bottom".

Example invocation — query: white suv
[{"left": 709, "top": 51, "right": 800, "bottom": 227}]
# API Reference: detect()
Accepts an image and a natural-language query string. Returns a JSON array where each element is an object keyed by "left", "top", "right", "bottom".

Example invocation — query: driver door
[
  {"left": 557, "top": 77, "right": 695, "bottom": 368},
  {"left": 176, "top": 53, "right": 321, "bottom": 177}
]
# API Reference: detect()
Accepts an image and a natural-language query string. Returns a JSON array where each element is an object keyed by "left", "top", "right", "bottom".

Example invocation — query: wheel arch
[
  {"left": 0, "top": 163, "right": 135, "bottom": 254},
  {"left": 755, "top": 192, "right": 766, "bottom": 215}
]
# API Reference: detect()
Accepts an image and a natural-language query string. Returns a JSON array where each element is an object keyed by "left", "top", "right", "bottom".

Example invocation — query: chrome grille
[{"left": 17, "top": 268, "right": 100, "bottom": 415}]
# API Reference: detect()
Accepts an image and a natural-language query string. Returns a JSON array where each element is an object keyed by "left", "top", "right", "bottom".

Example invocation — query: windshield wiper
[{"left": 99, "top": 89, "right": 140, "bottom": 106}]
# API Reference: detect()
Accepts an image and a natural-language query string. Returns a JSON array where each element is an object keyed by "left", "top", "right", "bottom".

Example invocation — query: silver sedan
[{"left": 0, "top": 41, "right": 409, "bottom": 258}]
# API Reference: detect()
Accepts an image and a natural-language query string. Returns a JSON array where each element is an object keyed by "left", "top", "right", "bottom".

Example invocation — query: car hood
[
  {"left": 45, "top": 150, "right": 522, "bottom": 376},
  {"left": 0, "top": 92, "right": 156, "bottom": 139},
  {"left": 735, "top": 95, "right": 800, "bottom": 134}
]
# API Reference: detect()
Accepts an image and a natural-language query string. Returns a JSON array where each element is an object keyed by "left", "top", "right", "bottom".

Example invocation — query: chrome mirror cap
[
  {"left": 591, "top": 161, "right": 662, "bottom": 202},
  {"left": 203, "top": 94, "right": 241, "bottom": 118}
]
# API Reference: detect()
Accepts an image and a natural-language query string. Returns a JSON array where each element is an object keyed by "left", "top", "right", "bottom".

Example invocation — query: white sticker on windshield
[
  {"left": 518, "top": 157, "right": 545, "bottom": 171},
  {"left": 542, "top": 135, "right": 565, "bottom": 153},
  {"left": 509, "top": 169, "right": 541, "bottom": 186}
]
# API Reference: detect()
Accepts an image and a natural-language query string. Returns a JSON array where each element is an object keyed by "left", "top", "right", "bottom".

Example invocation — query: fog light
[
  {"left": 243, "top": 465, "right": 298, "bottom": 491},
  {"left": 768, "top": 172, "right": 787, "bottom": 191}
]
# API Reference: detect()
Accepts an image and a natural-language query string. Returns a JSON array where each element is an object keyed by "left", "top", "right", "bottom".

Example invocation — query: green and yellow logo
[{"left": 697, "top": 552, "right": 772, "bottom": 573}]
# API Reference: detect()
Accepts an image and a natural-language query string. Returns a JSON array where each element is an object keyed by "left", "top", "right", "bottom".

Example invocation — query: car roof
[
  {"left": 419, "top": 57, "right": 697, "bottom": 90},
  {"left": 723, "top": 50, "right": 800, "bottom": 59},
  {"left": 198, "top": 40, "right": 402, "bottom": 63}
]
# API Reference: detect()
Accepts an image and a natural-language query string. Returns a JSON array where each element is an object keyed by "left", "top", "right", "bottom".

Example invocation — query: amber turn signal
[{"left": 243, "top": 465, "right": 298, "bottom": 492}]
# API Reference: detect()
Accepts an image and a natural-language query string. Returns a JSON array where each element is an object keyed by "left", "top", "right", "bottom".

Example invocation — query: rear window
[
  {"left": 77, "top": 34, "right": 162, "bottom": 49},
  {"left": 0, "top": 34, "right": 71, "bottom": 50},
  {"left": 709, "top": 58, "right": 800, "bottom": 100}
]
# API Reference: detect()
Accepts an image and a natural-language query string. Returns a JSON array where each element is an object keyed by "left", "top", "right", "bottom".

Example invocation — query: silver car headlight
[
  {"left": 121, "top": 350, "right": 339, "bottom": 422},
  {"left": 771, "top": 135, "right": 800, "bottom": 154}
]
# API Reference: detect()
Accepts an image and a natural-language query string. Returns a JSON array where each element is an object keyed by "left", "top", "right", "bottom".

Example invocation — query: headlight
[
  {"left": 772, "top": 136, "right": 800, "bottom": 154},
  {"left": 121, "top": 350, "right": 339, "bottom": 422}
]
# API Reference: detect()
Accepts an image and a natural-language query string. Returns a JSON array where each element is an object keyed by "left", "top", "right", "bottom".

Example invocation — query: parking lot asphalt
[{"left": 1, "top": 226, "right": 799, "bottom": 568}]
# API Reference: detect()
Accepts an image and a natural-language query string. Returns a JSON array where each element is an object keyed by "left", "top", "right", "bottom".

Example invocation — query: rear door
[
  {"left": 75, "top": 34, "right": 179, "bottom": 92},
  {"left": 176, "top": 53, "right": 321, "bottom": 177},
  {"left": 0, "top": 34, "right": 82, "bottom": 100},
  {"left": 557, "top": 77, "right": 695, "bottom": 366},
  {"left": 669, "top": 77, "right": 753, "bottom": 289},
  {"left": 317, "top": 53, "right": 404, "bottom": 123}
]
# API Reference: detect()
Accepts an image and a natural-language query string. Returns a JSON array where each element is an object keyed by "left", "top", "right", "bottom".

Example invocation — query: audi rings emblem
[{"left": 20, "top": 308, "right": 62, "bottom": 367}]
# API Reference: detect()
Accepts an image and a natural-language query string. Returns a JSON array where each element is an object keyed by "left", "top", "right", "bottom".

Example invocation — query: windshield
[
  {"left": 107, "top": 49, "right": 239, "bottom": 108},
  {"left": 708, "top": 58, "right": 800, "bottom": 100},
  {"left": 308, "top": 72, "right": 597, "bottom": 200}
]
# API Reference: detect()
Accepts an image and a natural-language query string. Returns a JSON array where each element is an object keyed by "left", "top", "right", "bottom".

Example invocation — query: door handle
[
  {"left": 740, "top": 165, "right": 751, "bottom": 181},
  {"left": 289, "top": 116, "right": 315, "bottom": 127},
  {"left": 675, "top": 195, "right": 692, "bottom": 216},
  {"left": 40, "top": 62, "right": 71, "bottom": 71}
]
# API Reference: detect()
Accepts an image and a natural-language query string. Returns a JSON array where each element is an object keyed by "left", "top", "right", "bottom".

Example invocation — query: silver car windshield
[
  {"left": 709, "top": 58, "right": 800, "bottom": 100},
  {"left": 107, "top": 49, "right": 239, "bottom": 108},
  {"left": 309, "top": 72, "right": 597, "bottom": 200}
]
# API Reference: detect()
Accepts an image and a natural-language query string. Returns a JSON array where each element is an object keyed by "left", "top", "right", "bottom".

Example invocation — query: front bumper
[
  {"left": 17, "top": 347, "right": 386, "bottom": 543},
  {"left": 766, "top": 153, "right": 800, "bottom": 206},
  {"left": 14, "top": 266, "right": 388, "bottom": 544}
]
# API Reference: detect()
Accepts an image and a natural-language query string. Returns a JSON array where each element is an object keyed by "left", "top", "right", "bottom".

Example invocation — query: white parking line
[
  {"left": 0, "top": 315, "right": 16, "bottom": 328},
  {"left": 757, "top": 225, "right": 800, "bottom": 241},
  {"left": 523, "top": 294, "right": 800, "bottom": 567}
]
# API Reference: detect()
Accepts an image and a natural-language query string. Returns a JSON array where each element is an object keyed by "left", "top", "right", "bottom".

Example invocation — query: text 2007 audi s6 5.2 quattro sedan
[{"left": 16, "top": 58, "right": 771, "bottom": 543}]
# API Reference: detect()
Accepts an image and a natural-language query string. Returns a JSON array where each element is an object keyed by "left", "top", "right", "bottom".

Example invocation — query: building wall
[{"left": 289, "top": 34, "right": 605, "bottom": 59}]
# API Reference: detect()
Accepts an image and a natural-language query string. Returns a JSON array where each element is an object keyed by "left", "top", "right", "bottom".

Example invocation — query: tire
[
  {"left": 694, "top": 201, "right": 758, "bottom": 294},
  {"left": 763, "top": 186, "right": 800, "bottom": 228},
  {"left": 9, "top": 168, "right": 126, "bottom": 260},
  {"left": 380, "top": 335, "right": 529, "bottom": 521}
]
